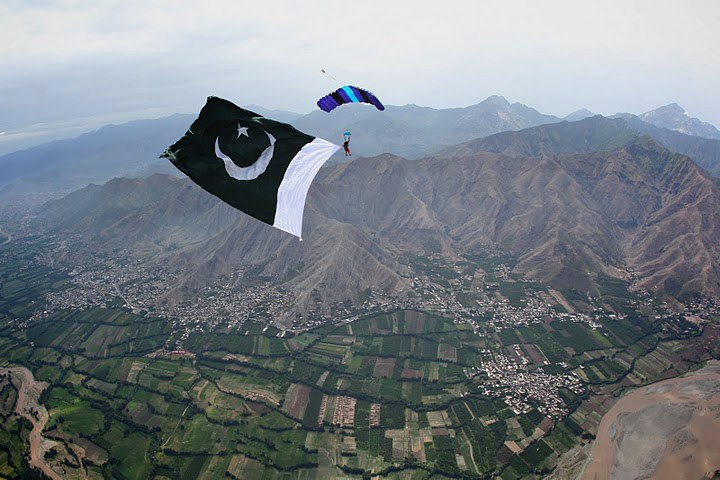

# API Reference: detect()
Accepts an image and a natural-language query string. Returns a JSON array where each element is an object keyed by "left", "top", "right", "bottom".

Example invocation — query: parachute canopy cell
[{"left": 317, "top": 86, "right": 385, "bottom": 113}]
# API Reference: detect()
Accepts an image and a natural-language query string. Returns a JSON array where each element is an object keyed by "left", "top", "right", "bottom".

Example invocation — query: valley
[
  {"left": 0, "top": 234, "right": 718, "bottom": 479},
  {"left": 2, "top": 111, "right": 720, "bottom": 479},
  {"left": 4, "top": 2, "right": 720, "bottom": 479}
]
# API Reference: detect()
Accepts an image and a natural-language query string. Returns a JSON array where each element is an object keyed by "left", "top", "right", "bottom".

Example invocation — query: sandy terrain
[{"left": 582, "top": 361, "right": 720, "bottom": 480}]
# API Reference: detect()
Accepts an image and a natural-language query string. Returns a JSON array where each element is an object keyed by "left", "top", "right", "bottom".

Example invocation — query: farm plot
[
  {"left": 438, "top": 343, "right": 458, "bottom": 362},
  {"left": 373, "top": 357, "right": 396, "bottom": 378},
  {"left": 216, "top": 374, "right": 286, "bottom": 407},
  {"left": 306, "top": 341, "right": 349, "bottom": 364},
  {"left": 283, "top": 383, "right": 311, "bottom": 420}
]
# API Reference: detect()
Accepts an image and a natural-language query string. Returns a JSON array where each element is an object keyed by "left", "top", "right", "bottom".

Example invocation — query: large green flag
[{"left": 161, "top": 97, "right": 339, "bottom": 239}]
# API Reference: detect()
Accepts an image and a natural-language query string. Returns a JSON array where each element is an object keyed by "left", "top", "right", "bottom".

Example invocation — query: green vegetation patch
[{"left": 46, "top": 387, "right": 105, "bottom": 437}]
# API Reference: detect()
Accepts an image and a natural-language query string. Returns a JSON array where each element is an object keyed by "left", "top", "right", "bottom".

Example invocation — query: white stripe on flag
[{"left": 273, "top": 137, "right": 340, "bottom": 239}]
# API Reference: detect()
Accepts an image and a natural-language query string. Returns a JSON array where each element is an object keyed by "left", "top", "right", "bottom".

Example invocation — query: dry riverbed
[
  {"left": 0, "top": 366, "right": 63, "bottom": 480},
  {"left": 582, "top": 360, "right": 720, "bottom": 480}
]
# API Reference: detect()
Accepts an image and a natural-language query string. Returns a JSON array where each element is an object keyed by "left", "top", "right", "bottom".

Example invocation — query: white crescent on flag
[{"left": 214, "top": 131, "right": 276, "bottom": 181}]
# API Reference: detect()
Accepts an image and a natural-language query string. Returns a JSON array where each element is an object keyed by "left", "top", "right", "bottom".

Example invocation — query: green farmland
[{"left": 0, "top": 238, "right": 718, "bottom": 479}]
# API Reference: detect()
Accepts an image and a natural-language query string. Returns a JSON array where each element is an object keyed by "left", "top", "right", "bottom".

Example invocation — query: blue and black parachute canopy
[{"left": 317, "top": 86, "right": 385, "bottom": 113}]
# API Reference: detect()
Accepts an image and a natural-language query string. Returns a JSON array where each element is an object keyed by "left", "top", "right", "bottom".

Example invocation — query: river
[{"left": 582, "top": 360, "right": 720, "bottom": 480}]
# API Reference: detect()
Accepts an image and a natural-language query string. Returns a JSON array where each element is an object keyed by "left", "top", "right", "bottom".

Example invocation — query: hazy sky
[{"left": 1, "top": 0, "right": 719, "bottom": 153}]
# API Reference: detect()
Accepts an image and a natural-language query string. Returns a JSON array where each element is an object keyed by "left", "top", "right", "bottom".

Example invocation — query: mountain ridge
[
  {"left": 35, "top": 130, "right": 720, "bottom": 321},
  {"left": 0, "top": 95, "right": 563, "bottom": 208},
  {"left": 448, "top": 115, "right": 720, "bottom": 177},
  {"left": 4, "top": 98, "right": 720, "bottom": 212}
]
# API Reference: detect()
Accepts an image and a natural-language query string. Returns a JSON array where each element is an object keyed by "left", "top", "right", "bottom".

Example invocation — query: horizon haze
[
  {"left": 1, "top": 0, "right": 719, "bottom": 153},
  {"left": 1, "top": 3, "right": 720, "bottom": 479}
]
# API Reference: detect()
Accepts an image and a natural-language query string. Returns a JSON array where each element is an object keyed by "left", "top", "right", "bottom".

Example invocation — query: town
[
  {"left": 19, "top": 238, "right": 720, "bottom": 421},
  {"left": 472, "top": 352, "right": 584, "bottom": 418}
]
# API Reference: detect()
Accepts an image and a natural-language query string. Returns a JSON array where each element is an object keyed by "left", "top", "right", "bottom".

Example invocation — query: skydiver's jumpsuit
[{"left": 343, "top": 140, "right": 351, "bottom": 156}]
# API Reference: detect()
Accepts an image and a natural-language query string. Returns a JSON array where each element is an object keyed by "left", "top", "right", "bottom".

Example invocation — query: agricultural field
[
  {"left": 0, "top": 238, "right": 717, "bottom": 478},
  {"left": 0, "top": 301, "right": 586, "bottom": 478},
  {"left": 5, "top": 303, "right": 689, "bottom": 479}
]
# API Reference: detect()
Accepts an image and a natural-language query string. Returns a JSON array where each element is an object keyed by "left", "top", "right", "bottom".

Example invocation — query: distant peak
[
  {"left": 396, "top": 103, "right": 434, "bottom": 111},
  {"left": 564, "top": 108, "right": 596, "bottom": 121},
  {"left": 644, "top": 103, "right": 686, "bottom": 116},
  {"left": 480, "top": 95, "right": 510, "bottom": 107}
]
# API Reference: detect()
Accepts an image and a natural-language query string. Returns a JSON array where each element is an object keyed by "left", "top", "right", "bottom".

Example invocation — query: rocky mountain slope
[
  {"left": 0, "top": 96, "right": 560, "bottom": 207},
  {"left": 613, "top": 114, "right": 720, "bottom": 176},
  {"left": 37, "top": 127, "right": 720, "bottom": 318},
  {"left": 0, "top": 115, "right": 194, "bottom": 209},
  {"left": 6, "top": 99, "right": 720, "bottom": 213},
  {"left": 450, "top": 115, "right": 720, "bottom": 177}
]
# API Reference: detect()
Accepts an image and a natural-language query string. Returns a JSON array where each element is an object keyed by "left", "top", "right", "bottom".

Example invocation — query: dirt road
[
  {"left": 548, "top": 289, "right": 576, "bottom": 314},
  {"left": 0, "top": 227, "right": 11, "bottom": 246},
  {"left": 1, "top": 366, "right": 62, "bottom": 480}
]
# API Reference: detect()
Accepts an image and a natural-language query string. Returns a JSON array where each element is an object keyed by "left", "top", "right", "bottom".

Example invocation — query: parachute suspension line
[{"left": 321, "top": 68, "right": 339, "bottom": 83}]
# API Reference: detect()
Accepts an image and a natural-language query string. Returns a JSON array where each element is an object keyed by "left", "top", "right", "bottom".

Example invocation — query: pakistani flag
[{"left": 161, "top": 97, "right": 340, "bottom": 239}]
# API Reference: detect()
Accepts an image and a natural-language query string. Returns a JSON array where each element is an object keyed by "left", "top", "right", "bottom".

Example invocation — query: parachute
[{"left": 317, "top": 86, "right": 385, "bottom": 113}]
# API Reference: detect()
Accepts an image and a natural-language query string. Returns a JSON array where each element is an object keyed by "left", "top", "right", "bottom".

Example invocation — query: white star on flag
[{"left": 237, "top": 125, "right": 249, "bottom": 138}]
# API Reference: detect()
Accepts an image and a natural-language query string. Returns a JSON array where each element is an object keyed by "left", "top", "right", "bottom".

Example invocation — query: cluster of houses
[{"left": 471, "top": 352, "right": 584, "bottom": 418}]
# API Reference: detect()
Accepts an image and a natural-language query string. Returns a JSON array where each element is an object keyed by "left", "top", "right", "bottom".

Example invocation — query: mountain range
[
  {"left": 3, "top": 98, "right": 720, "bottom": 211},
  {"left": 610, "top": 114, "right": 720, "bottom": 176},
  {"left": 293, "top": 95, "right": 560, "bottom": 159},
  {"left": 0, "top": 114, "right": 193, "bottom": 208},
  {"left": 35, "top": 116, "right": 720, "bottom": 321},
  {"left": 5, "top": 95, "right": 720, "bottom": 321},
  {"left": 449, "top": 114, "right": 720, "bottom": 177},
  {"left": 0, "top": 96, "right": 560, "bottom": 207}
]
